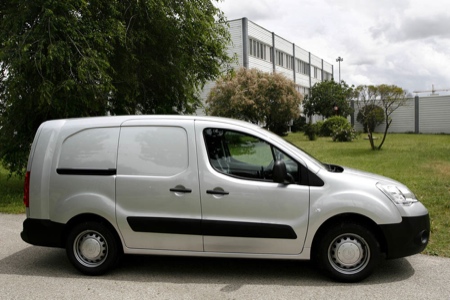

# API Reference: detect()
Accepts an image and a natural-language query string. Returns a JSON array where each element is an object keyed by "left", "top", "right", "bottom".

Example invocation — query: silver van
[{"left": 21, "top": 115, "right": 429, "bottom": 282}]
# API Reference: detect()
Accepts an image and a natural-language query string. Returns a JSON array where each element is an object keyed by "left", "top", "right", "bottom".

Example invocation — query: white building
[{"left": 200, "top": 17, "right": 334, "bottom": 114}]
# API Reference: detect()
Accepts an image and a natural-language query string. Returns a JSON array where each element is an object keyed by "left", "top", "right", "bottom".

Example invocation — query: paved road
[{"left": 1, "top": 213, "right": 449, "bottom": 299}]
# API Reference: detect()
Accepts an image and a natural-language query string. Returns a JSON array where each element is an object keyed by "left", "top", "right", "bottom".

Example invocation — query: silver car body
[{"left": 21, "top": 115, "right": 429, "bottom": 274}]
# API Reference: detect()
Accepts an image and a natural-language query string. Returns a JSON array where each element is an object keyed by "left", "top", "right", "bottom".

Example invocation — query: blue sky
[{"left": 217, "top": 0, "right": 450, "bottom": 95}]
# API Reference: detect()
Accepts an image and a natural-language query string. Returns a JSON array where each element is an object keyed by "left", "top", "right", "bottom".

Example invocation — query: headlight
[{"left": 376, "top": 183, "right": 418, "bottom": 206}]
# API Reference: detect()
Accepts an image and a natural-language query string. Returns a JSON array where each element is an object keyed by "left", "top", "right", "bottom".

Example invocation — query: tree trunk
[
  {"left": 378, "top": 119, "right": 392, "bottom": 150},
  {"left": 367, "top": 125, "right": 376, "bottom": 150}
]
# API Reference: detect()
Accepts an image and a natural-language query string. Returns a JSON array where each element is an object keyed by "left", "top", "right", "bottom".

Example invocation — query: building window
[
  {"left": 275, "top": 50, "right": 293, "bottom": 70},
  {"left": 312, "top": 66, "right": 321, "bottom": 79},
  {"left": 249, "top": 38, "right": 271, "bottom": 62},
  {"left": 286, "top": 54, "right": 293, "bottom": 70},
  {"left": 276, "top": 50, "right": 283, "bottom": 66},
  {"left": 296, "top": 86, "right": 309, "bottom": 97},
  {"left": 296, "top": 59, "right": 310, "bottom": 75}
]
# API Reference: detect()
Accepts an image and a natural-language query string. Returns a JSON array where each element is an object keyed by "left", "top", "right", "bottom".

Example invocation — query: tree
[
  {"left": 0, "top": 0, "right": 232, "bottom": 176},
  {"left": 206, "top": 68, "right": 303, "bottom": 135},
  {"left": 109, "top": 0, "right": 232, "bottom": 115},
  {"left": 354, "top": 84, "right": 408, "bottom": 150},
  {"left": 303, "top": 80, "right": 354, "bottom": 119},
  {"left": 356, "top": 104, "right": 385, "bottom": 133}
]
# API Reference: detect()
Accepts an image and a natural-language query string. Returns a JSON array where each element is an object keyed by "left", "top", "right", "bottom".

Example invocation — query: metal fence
[{"left": 351, "top": 95, "right": 450, "bottom": 134}]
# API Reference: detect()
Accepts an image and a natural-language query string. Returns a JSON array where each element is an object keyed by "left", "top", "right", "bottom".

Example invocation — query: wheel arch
[
  {"left": 311, "top": 213, "right": 387, "bottom": 258},
  {"left": 63, "top": 213, "right": 123, "bottom": 253}
]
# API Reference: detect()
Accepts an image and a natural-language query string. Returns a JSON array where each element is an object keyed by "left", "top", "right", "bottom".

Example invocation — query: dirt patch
[{"left": 425, "top": 161, "right": 450, "bottom": 179}]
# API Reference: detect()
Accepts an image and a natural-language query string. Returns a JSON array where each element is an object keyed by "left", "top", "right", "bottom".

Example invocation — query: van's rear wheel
[
  {"left": 66, "top": 221, "right": 121, "bottom": 275},
  {"left": 317, "top": 223, "right": 380, "bottom": 282}
]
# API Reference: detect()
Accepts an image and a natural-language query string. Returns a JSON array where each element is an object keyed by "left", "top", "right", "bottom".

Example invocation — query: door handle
[
  {"left": 206, "top": 190, "right": 229, "bottom": 195},
  {"left": 170, "top": 187, "right": 192, "bottom": 193}
]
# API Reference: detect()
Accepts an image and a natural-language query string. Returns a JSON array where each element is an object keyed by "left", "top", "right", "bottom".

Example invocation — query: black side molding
[
  {"left": 128, "top": 217, "right": 202, "bottom": 235},
  {"left": 203, "top": 220, "right": 297, "bottom": 239},
  {"left": 57, "top": 168, "right": 117, "bottom": 176},
  {"left": 127, "top": 217, "right": 297, "bottom": 239}
]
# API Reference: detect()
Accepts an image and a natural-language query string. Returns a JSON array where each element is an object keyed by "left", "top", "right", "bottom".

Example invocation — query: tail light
[{"left": 23, "top": 171, "right": 30, "bottom": 208}]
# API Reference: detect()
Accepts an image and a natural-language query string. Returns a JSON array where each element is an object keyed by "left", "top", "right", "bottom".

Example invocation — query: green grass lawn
[
  {"left": 0, "top": 166, "right": 24, "bottom": 214},
  {"left": 1, "top": 132, "right": 449, "bottom": 256}
]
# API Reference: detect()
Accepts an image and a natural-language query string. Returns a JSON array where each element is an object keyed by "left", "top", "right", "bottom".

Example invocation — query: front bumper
[{"left": 380, "top": 214, "right": 430, "bottom": 259}]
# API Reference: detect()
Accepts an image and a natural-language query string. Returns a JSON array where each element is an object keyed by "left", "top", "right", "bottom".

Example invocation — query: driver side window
[{"left": 204, "top": 128, "right": 299, "bottom": 183}]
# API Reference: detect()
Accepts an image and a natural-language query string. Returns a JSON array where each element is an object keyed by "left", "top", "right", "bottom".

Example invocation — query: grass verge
[{"left": 0, "top": 166, "right": 24, "bottom": 214}]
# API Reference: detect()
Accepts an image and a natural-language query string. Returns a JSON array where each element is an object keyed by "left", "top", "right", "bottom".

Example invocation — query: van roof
[{"left": 42, "top": 115, "right": 264, "bottom": 133}]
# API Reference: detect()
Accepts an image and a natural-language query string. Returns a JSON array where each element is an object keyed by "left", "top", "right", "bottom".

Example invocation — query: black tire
[
  {"left": 316, "top": 223, "right": 381, "bottom": 282},
  {"left": 66, "top": 221, "right": 121, "bottom": 275}
]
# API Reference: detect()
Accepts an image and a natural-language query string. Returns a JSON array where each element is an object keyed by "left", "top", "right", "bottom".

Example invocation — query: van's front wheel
[
  {"left": 66, "top": 222, "right": 121, "bottom": 275},
  {"left": 317, "top": 223, "right": 381, "bottom": 282}
]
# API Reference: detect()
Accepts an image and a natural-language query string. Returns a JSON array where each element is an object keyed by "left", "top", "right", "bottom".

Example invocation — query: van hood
[
  {"left": 323, "top": 163, "right": 404, "bottom": 186},
  {"left": 342, "top": 166, "right": 405, "bottom": 187}
]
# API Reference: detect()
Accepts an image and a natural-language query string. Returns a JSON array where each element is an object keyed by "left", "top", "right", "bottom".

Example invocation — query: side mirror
[{"left": 273, "top": 160, "right": 288, "bottom": 184}]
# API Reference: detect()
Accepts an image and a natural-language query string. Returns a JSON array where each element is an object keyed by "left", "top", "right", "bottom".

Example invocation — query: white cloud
[
  {"left": 373, "top": 14, "right": 450, "bottom": 42},
  {"left": 216, "top": 0, "right": 450, "bottom": 94},
  {"left": 218, "top": 0, "right": 281, "bottom": 21}
]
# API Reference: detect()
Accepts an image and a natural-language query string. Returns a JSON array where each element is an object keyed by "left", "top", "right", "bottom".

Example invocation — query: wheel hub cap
[
  {"left": 74, "top": 230, "right": 108, "bottom": 267},
  {"left": 336, "top": 239, "right": 362, "bottom": 266},
  {"left": 80, "top": 236, "right": 103, "bottom": 260},
  {"left": 328, "top": 233, "right": 370, "bottom": 274}
]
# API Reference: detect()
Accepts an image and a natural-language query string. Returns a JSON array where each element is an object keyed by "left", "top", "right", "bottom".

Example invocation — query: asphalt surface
[{"left": 1, "top": 213, "right": 450, "bottom": 300}]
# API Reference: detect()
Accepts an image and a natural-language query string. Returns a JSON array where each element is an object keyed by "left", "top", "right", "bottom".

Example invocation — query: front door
[{"left": 195, "top": 121, "right": 310, "bottom": 255}]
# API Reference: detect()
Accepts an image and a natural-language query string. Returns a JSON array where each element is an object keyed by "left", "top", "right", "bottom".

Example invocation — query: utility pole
[{"left": 336, "top": 56, "right": 343, "bottom": 83}]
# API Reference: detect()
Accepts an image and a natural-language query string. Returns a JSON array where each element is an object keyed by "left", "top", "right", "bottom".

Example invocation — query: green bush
[
  {"left": 321, "top": 116, "right": 349, "bottom": 137},
  {"left": 316, "top": 121, "right": 324, "bottom": 133},
  {"left": 291, "top": 116, "right": 306, "bottom": 132},
  {"left": 269, "top": 122, "right": 289, "bottom": 136},
  {"left": 304, "top": 123, "right": 320, "bottom": 141},
  {"left": 357, "top": 104, "right": 385, "bottom": 133},
  {"left": 331, "top": 123, "right": 357, "bottom": 142}
]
